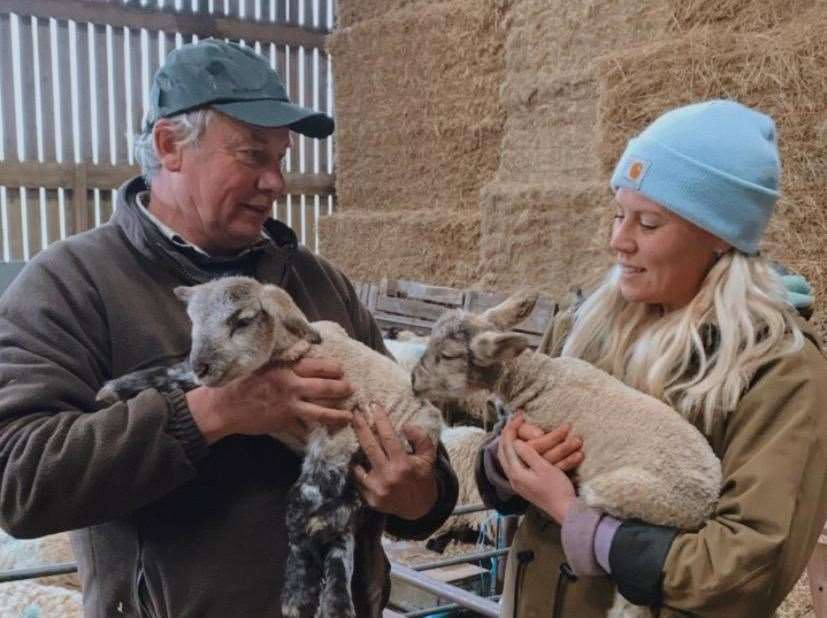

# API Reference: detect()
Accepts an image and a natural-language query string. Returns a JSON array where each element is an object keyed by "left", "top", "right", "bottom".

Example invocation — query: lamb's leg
[
  {"left": 318, "top": 530, "right": 357, "bottom": 618},
  {"left": 96, "top": 360, "right": 196, "bottom": 404},
  {"left": 283, "top": 432, "right": 357, "bottom": 617},
  {"left": 281, "top": 530, "right": 324, "bottom": 618}
]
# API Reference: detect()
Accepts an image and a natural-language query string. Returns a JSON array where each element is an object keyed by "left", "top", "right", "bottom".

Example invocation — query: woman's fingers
[
  {"left": 527, "top": 423, "right": 571, "bottom": 453},
  {"left": 541, "top": 435, "right": 584, "bottom": 467},
  {"left": 553, "top": 449, "right": 584, "bottom": 472}
]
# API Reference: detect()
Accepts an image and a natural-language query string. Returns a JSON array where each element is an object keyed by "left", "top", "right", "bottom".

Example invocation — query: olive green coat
[{"left": 495, "top": 309, "right": 827, "bottom": 618}]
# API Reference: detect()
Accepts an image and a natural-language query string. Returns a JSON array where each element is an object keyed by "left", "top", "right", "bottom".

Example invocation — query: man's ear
[
  {"left": 173, "top": 286, "right": 194, "bottom": 304},
  {"left": 153, "top": 120, "right": 185, "bottom": 172},
  {"left": 469, "top": 331, "right": 530, "bottom": 366}
]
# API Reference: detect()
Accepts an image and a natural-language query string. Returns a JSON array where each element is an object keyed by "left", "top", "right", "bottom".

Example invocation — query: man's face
[{"left": 175, "top": 113, "right": 291, "bottom": 255}]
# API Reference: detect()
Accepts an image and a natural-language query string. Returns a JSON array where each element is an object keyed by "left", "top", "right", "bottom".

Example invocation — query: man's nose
[{"left": 258, "top": 167, "right": 287, "bottom": 198}]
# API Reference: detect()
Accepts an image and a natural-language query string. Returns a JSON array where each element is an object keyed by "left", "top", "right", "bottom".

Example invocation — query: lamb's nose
[{"left": 193, "top": 362, "right": 211, "bottom": 379}]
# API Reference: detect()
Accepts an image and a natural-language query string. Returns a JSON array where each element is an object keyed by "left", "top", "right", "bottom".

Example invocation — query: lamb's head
[
  {"left": 175, "top": 276, "right": 321, "bottom": 386},
  {"left": 411, "top": 290, "right": 538, "bottom": 401}
]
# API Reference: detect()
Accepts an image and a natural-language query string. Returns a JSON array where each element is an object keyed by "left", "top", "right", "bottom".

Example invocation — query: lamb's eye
[
  {"left": 231, "top": 311, "right": 259, "bottom": 334},
  {"left": 441, "top": 352, "right": 462, "bottom": 360}
]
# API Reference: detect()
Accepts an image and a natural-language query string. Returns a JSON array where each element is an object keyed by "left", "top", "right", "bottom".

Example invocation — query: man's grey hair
[{"left": 133, "top": 108, "right": 214, "bottom": 185}]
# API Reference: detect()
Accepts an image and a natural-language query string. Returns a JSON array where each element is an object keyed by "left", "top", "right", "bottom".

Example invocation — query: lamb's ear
[
  {"left": 480, "top": 290, "right": 538, "bottom": 330},
  {"left": 173, "top": 286, "right": 195, "bottom": 304},
  {"left": 469, "top": 331, "right": 530, "bottom": 366},
  {"left": 283, "top": 315, "right": 322, "bottom": 344}
]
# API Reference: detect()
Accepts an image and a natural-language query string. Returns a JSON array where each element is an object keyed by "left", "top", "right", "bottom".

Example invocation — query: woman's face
[{"left": 609, "top": 189, "right": 729, "bottom": 311}]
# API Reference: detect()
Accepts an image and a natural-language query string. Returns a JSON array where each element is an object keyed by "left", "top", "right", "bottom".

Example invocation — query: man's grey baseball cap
[{"left": 145, "top": 39, "right": 333, "bottom": 138}]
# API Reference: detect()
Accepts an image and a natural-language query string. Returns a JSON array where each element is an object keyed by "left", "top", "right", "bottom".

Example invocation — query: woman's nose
[{"left": 609, "top": 220, "right": 636, "bottom": 254}]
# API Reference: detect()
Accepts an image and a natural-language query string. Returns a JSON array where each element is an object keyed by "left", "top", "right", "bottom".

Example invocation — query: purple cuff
[
  {"left": 594, "top": 515, "right": 622, "bottom": 573},
  {"left": 561, "top": 499, "right": 605, "bottom": 576},
  {"left": 481, "top": 437, "right": 516, "bottom": 502}
]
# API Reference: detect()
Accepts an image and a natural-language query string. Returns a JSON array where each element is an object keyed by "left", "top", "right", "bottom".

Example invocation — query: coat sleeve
[
  {"left": 655, "top": 338, "right": 827, "bottom": 615},
  {"left": 0, "top": 257, "right": 207, "bottom": 538}
]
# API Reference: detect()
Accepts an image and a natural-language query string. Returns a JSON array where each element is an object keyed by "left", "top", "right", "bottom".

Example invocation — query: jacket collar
[{"left": 113, "top": 176, "right": 298, "bottom": 286}]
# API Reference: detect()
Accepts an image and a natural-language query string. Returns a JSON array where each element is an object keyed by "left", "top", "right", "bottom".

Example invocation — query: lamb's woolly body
[
  {"left": 434, "top": 426, "right": 492, "bottom": 541},
  {"left": 297, "top": 321, "right": 442, "bottom": 462},
  {"left": 499, "top": 352, "right": 720, "bottom": 527}
]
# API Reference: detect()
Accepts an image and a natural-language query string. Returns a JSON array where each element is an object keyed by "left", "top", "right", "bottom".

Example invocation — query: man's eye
[{"left": 240, "top": 150, "right": 266, "bottom": 164}]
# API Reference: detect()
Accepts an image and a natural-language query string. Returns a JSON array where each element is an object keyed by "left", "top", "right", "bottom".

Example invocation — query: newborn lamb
[
  {"left": 410, "top": 290, "right": 722, "bottom": 618},
  {"left": 98, "top": 276, "right": 443, "bottom": 618}
]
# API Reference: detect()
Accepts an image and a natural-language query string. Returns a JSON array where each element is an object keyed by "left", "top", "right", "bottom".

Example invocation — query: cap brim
[{"left": 213, "top": 99, "right": 334, "bottom": 138}]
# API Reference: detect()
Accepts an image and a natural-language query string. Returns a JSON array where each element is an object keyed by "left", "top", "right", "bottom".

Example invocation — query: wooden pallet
[{"left": 356, "top": 278, "right": 557, "bottom": 346}]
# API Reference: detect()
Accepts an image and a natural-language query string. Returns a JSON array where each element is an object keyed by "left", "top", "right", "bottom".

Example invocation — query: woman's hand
[
  {"left": 498, "top": 413, "right": 578, "bottom": 524},
  {"left": 513, "top": 413, "right": 584, "bottom": 472}
]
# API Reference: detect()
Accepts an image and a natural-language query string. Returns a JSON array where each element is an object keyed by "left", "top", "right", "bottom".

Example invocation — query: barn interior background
[
  {"left": 320, "top": 0, "right": 827, "bottom": 347},
  {"left": 0, "top": 1, "right": 825, "bottom": 616}
]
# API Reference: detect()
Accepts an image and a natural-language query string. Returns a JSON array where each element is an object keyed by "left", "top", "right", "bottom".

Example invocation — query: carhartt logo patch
[{"left": 624, "top": 158, "right": 650, "bottom": 188}]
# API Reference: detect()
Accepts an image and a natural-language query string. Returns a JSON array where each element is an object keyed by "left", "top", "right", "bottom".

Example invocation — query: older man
[{"left": 0, "top": 39, "right": 457, "bottom": 617}]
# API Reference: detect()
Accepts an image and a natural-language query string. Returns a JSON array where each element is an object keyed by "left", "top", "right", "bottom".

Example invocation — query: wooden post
[
  {"left": 810, "top": 525, "right": 827, "bottom": 618},
  {"left": 72, "top": 163, "right": 89, "bottom": 235}
]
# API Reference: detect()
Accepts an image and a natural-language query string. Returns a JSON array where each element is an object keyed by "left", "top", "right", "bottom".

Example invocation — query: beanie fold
[{"left": 611, "top": 137, "right": 778, "bottom": 255}]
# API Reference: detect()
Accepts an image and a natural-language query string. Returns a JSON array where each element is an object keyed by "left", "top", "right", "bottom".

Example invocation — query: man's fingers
[
  {"left": 371, "top": 404, "right": 403, "bottom": 459},
  {"left": 297, "top": 376, "right": 353, "bottom": 401},
  {"left": 527, "top": 424, "right": 572, "bottom": 452},
  {"left": 352, "top": 464, "right": 381, "bottom": 504},
  {"left": 296, "top": 401, "right": 353, "bottom": 429},
  {"left": 292, "top": 357, "right": 345, "bottom": 379},
  {"left": 353, "top": 410, "right": 389, "bottom": 467},
  {"left": 402, "top": 424, "right": 436, "bottom": 461}
]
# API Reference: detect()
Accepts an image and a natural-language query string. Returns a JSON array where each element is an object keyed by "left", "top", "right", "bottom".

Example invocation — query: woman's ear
[{"left": 153, "top": 120, "right": 184, "bottom": 172}]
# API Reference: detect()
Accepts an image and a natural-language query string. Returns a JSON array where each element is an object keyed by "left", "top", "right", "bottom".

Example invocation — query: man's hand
[
  {"left": 498, "top": 413, "right": 577, "bottom": 524},
  {"left": 352, "top": 404, "right": 439, "bottom": 521},
  {"left": 186, "top": 357, "right": 354, "bottom": 445}
]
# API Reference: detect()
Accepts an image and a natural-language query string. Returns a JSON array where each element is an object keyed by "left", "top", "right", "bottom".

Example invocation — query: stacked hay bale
[
  {"left": 595, "top": 2, "right": 827, "bottom": 343},
  {"left": 320, "top": 0, "right": 507, "bottom": 287},
  {"left": 476, "top": 0, "right": 674, "bottom": 296}
]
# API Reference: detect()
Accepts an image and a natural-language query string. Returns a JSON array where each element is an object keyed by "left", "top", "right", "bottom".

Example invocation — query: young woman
[{"left": 477, "top": 100, "right": 827, "bottom": 617}]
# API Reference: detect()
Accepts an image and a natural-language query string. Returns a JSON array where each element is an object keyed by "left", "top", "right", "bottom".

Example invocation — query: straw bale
[
  {"left": 493, "top": 0, "right": 674, "bottom": 186},
  {"left": 596, "top": 11, "right": 827, "bottom": 344},
  {"left": 329, "top": 0, "right": 506, "bottom": 213},
  {"left": 336, "top": 0, "right": 424, "bottom": 29},
  {"left": 476, "top": 181, "right": 613, "bottom": 298},
  {"left": 318, "top": 209, "right": 480, "bottom": 288},
  {"left": 668, "top": 0, "right": 819, "bottom": 33}
]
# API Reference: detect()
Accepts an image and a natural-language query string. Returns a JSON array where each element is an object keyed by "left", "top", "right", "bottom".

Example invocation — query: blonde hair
[{"left": 561, "top": 252, "right": 804, "bottom": 432}]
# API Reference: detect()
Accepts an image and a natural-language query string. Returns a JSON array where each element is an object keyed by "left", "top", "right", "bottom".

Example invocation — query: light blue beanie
[{"left": 610, "top": 100, "right": 780, "bottom": 255}]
